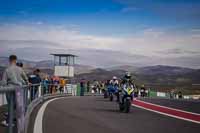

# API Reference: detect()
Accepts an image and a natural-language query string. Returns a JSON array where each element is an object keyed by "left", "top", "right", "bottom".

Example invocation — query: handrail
[
  {"left": 0, "top": 83, "right": 72, "bottom": 133},
  {"left": 0, "top": 86, "right": 16, "bottom": 92}
]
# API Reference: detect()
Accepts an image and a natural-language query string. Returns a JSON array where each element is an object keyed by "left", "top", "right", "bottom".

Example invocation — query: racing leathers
[{"left": 109, "top": 79, "right": 119, "bottom": 101}]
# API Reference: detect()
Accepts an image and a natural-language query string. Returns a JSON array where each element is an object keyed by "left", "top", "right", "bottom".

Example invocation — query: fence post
[
  {"left": 15, "top": 87, "right": 25, "bottom": 133},
  {"left": 8, "top": 92, "right": 14, "bottom": 133},
  {"left": 24, "top": 88, "right": 27, "bottom": 112}
]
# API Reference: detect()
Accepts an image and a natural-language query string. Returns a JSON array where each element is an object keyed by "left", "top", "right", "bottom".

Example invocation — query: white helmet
[{"left": 113, "top": 76, "right": 117, "bottom": 80}]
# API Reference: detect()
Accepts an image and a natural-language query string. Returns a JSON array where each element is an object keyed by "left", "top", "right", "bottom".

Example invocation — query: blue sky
[
  {"left": 0, "top": 0, "right": 200, "bottom": 35},
  {"left": 0, "top": 0, "right": 200, "bottom": 67}
]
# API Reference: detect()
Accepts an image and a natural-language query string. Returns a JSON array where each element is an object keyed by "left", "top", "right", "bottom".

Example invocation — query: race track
[
  {"left": 139, "top": 98, "right": 200, "bottom": 114},
  {"left": 30, "top": 96, "right": 200, "bottom": 133}
]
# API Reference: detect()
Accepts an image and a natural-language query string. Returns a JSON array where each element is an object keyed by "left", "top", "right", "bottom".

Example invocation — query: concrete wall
[{"left": 54, "top": 66, "right": 74, "bottom": 77}]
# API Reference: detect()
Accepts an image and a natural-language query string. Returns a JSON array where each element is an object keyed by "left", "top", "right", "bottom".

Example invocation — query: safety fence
[
  {"left": 0, "top": 83, "right": 74, "bottom": 133},
  {"left": 148, "top": 90, "right": 200, "bottom": 100}
]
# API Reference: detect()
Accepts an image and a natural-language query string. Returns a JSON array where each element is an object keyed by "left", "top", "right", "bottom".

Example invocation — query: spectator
[
  {"left": 140, "top": 85, "right": 146, "bottom": 97},
  {"left": 42, "top": 75, "right": 50, "bottom": 95},
  {"left": 49, "top": 76, "right": 54, "bottom": 94},
  {"left": 59, "top": 78, "right": 66, "bottom": 93},
  {"left": 52, "top": 76, "right": 59, "bottom": 93},
  {"left": 93, "top": 80, "right": 99, "bottom": 94},
  {"left": 16, "top": 62, "right": 23, "bottom": 68},
  {"left": 178, "top": 91, "right": 183, "bottom": 99},
  {"left": 1, "top": 55, "right": 29, "bottom": 126},
  {"left": 80, "top": 79, "right": 85, "bottom": 96},
  {"left": 87, "top": 81, "right": 90, "bottom": 93},
  {"left": 28, "top": 69, "right": 41, "bottom": 101}
]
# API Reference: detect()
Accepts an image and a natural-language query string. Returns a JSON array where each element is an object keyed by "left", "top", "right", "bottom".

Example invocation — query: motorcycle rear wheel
[
  {"left": 119, "top": 103, "right": 124, "bottom": 112},
  {"left": 110, "top": 95, "right": 113, "bottom": 101}
]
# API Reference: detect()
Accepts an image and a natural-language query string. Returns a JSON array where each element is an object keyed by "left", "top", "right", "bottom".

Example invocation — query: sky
[{"left": 0, "top": 0, "right": 200, "bottom": 68}]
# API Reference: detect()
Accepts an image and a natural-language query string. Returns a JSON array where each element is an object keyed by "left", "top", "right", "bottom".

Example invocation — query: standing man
[
  {"left": 2, "top": 55, "right": 29, "bottom": 86},
  {"left": 1, "top": 55, "right": 29, "bottom": 127}
]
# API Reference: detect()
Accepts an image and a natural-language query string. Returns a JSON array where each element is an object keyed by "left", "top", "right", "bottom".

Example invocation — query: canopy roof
[{"left": 50, "top": 54, "right": 78, "bottom": 57}]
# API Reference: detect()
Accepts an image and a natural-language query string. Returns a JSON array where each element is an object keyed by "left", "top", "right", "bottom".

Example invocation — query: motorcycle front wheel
[
  {"left": 110, "top": 94, "right": 113, "bottom": 101},
  {"left": 124, "top": 99, "right": 131, "bottom": 113},
  {"left": 119, "top": 103, "right": 124, "bottom": 112},
  {"left": 104, "top": 91, "right": 108, "bottom": 98}
]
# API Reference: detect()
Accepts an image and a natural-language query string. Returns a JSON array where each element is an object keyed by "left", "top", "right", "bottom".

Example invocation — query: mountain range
[
  {"left": 0, "top": 57, "right": 200, "bottom": 86},
  {"left": 0, "top": 57, "right": 94, "bottom": 74}
]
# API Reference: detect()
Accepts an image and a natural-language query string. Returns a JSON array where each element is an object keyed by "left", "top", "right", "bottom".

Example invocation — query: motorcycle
[{"left": 119, "top": 85, "right": 134, "bottom": 113}]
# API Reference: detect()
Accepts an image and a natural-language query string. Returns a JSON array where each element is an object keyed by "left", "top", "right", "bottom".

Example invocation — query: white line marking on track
[
  {"left": 132, "top": 104, "right": 200, "bottom": 124},
  {"left": 33, "top": 97, "right": 66, "bottom": 133}
]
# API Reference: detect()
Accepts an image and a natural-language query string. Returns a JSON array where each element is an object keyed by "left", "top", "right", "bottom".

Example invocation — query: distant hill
[
  {"left": 0, "top": 57, "right": 37, "bottom": 68},
  {"left": 74, "top": 64, "right": 95, "bottom": 74},
  {"left": 35, "top": 60, "right": 53, "bottom": 68},
  {"left": 0, "top": 57, "right": 94, "bottom": 75},
  {"left": 74, "top": 68, "right": 126, "bottom": 82},
  {"left": 137, "top": 65, "right": 195, "bottom": 75},
  {"left": 1, "top": 57, "right": 200, "bottom": 85},
  {"left": 106, "top": 65, "right": 139, "bottom": 72},
  {"left": 75, "top": 65, "right": 200, "bottom": 86}
]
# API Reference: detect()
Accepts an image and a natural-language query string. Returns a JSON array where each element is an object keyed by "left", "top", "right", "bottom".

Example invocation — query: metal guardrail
[
  {"left": 0, "top": 83, "right": 71, "bottom": 133},
  {"left": 0, "top": 86, "right": 16, "bottom": 133}
]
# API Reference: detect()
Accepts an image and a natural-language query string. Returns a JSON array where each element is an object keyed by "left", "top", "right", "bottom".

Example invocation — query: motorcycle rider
[
  {"left": 121, "top": 72, "right": 135, "bottom": 85},
  {"left": 110, "top": 76, "right": 119, "bottom": 86},
  {"left": 109, "top": 76, "right": 120, "bottom": 101},
  {"left": 120, "top": 72, "right": 136, "bottom": 103}
]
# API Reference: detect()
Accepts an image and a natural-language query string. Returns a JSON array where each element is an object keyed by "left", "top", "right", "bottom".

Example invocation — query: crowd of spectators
[{"left": 0, "top": 55, "right": 67, "bottom": 127}]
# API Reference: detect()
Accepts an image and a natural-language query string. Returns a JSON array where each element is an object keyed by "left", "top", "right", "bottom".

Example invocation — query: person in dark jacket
[{"left": 29, "top": 69, "right": 41, "bottom": 101}]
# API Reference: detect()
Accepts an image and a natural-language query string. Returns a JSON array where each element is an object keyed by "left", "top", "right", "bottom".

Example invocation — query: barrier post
[{"left": 8, "top": 92, "right": 14, "bottom": 133}]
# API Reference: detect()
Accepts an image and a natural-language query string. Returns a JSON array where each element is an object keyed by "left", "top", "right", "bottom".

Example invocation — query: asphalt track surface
[
  {"left": 36, "top": 96, "right": 200, "bottom": 133},
  {"left": 139, "top": 98, "right": 200, "bottom": 114}
]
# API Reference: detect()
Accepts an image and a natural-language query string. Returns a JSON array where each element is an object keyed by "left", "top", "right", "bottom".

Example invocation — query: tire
[
  {"left": 124, "top": 99, "right": 131, "bottom": 113},
  {"left": 104, "top": 92, "right": 108, "bottom": 98},
  {"left": 119, "top": 103, "right": 124, "bottom": 112}
]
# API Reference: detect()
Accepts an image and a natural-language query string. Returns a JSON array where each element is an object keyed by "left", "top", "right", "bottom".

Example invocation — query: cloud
[
  {"left": 0, "top": 24, "right": 122, "bottom": 50},
  {"left": 156, "top": 48, "right": 200, "bottom": 55},
  {"left": 35, "top": 21, "right": 44, "bottom": 25},
  {"left": 0, "top": 23, "right": 200, "bottom": 68}
]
